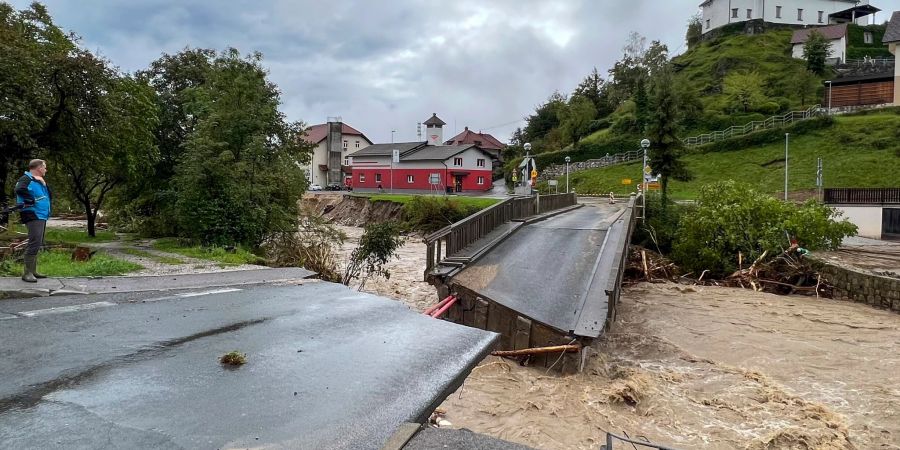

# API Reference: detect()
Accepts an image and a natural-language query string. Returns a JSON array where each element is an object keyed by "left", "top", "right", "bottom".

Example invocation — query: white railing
[
  {"left": 682, "top": 104, "right": 823, "bottom": 147},
  {"left": 539, "top": 149, "right": 643, "bottom": 180}
]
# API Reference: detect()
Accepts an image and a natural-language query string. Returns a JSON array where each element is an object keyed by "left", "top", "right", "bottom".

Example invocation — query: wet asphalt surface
[{"left": 0, "top": 282, "right": 498, "bottom": 449}]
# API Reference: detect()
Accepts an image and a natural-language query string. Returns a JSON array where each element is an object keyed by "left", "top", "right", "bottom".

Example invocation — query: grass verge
[
  {"left": 120, "top": 248, "right": 185, "bottom": 265},
  {"left": 0, "top": 250, "right": 143, "bottom": 277},
  {"left": 355, "top": 193, "right": 501, "bottom": 209},
  {"left": 12, "top": 226, "right": 117, "bottom": 244},
  {"left": 151, "top": 238, "right": 264, "bottom": 265}
]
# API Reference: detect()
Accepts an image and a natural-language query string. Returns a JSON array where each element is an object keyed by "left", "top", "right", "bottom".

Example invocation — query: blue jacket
[{"left": 15, "top": 172, "right": 52, "bottom": 221}]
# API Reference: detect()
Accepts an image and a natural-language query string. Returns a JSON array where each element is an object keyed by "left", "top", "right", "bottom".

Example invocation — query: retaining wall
[{"left": 813, "top": 258, "right": 900, "bottom": 313}]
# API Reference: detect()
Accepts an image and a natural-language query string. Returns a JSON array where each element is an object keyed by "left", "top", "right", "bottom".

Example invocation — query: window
[
  {"left": 818, "top": 11, "right": 824, "bottom": 23},
  {"left": 797, "top": 9, "right": 803, "bottom": 21},
  {"left": 407, "top": 175, "right": 414, "bottom": 183},
  {"left": 355, "top": 140, "right": 360, "bottom": 148},
  {"left": 746, "top": 9, "right": 752, "bottom": 19},
  {"left": 706, "top": 19, "right": 710, "bottom": 29},
  {"left": 375, "top": 173, "right": 382, "bottom": 183},
  {"left": 476, "top": 158, "right": 485, "bottom": 167},
  {"left": 343, "top": 140, "right": 348, "bottom": 149},
  {"left": 477, "top": 176, "right": 485, "bottom": 185},
  {"left": 864, "top": 32, "right": 873, "bottom": 44},
  {"left": 776, "top": 6, "right": 781, "bottom": 19},
  {"left": 344, "top": 157, "right": 349, "bottom": 166},
  {"left": 453, "top": 157, "right": 462, "bottom": 166},
  {"left": 359, "top": 173, "right": 365, "bottom": 183},
  {"left": 731, "top": 8, "right": 738, "bottom": 18}
]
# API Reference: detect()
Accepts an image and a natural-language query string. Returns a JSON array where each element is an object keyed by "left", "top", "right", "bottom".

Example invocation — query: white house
[
  {"left": 886, "top": 10, "right": 900, "bottom": 105},
  {"left": 301, "top": 119, "right": 373, "bottom": 188},
  {"left": 700, "top": 0, "right": 880, "bottom": 34},
  {"left": 790, "top": 23, "right": 848, "bottom": 63}
]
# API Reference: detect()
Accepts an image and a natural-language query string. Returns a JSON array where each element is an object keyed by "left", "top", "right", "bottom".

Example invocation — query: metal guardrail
[
  {"left": 824, "top": 188, "right": 900, "bottom": 205},
  {"left": 424, "top": 193, "right": 576, "bottom": 275},
  {"left": 683, "top": 104, "right": 823, "bottom": 147}
]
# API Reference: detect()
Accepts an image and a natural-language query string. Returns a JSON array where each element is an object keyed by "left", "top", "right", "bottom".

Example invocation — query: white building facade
[
  {"left": 701, "top": 0, "right": 874, "bottom": 34},
  {"left": 301, "top": 121, "right": 372, "bottom": 188}
]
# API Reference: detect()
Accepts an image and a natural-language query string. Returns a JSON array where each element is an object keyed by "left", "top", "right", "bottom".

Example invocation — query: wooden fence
[
  {"left": 424, "top": 193, "right": 576, "bottom": 275},
  {"left": 824, "top": 188, "right": 900, "bottom": 205}
]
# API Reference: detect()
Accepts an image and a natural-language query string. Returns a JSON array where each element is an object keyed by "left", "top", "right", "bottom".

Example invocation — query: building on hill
[
  {"left": 301, "top": 119, "right": 373, "bottom": 188},
  {"left": 347, "top": 114, "right": 497, "bottom": 193},
  {"left": 886, "top": 11, "right": 900, "bottom": 105},
  {"left": 701, "top": 0, "right": 880, "bottom": 34},
  {"left": 791, "top": 23, "right": 848, "bottom": 64}
]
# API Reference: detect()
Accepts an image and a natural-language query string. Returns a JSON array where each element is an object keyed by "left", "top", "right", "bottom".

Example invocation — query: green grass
[
  {"left": 563, "top": 114, "right": 900, "bottom": 200},
  {"left": 0, "top": 250, "right": 142, "bottom": 277},
  {"left": 120, "top": 248, "right": 185, "bottom": 265},
  {"left": 150, "top": 238, "right": 264, "bottom": 265},
  {"left": 355, "top": 193, "right": 501, "bottom": 209},
  {"left": 12, "top": 226, "right": 117, "bottom": 244}
]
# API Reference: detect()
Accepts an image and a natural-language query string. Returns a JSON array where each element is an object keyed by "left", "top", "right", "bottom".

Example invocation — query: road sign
[
  {"left": 530, "top": 169, "right": 537, "bottom": 178},
  {"left": 622, "top": 178, "right": 632, "bottom": 185},
  {"left": 548, "top": 180, "right": 558, "bottom": 186},
  {"left": 392, "top": 149, "right": 400, "bottom": 163},
  {"left": 643, "top": 165, "right": 652, "bottom": 174},
  {"left": 512, "top": 175, "right": 518, "bottom": 182}
]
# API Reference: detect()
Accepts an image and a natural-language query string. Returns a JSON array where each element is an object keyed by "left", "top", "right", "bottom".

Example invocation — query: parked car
[
  {"left": 309, "top": 184, "right": 323, "bottom": 191},
  {"left": 326, "top": 182, "right": 343, "bottom": 191}
]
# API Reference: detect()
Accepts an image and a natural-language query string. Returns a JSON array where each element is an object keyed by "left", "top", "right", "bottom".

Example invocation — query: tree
[
  {"left": 686, "top": 14, "right": 703, "bottom": 50},
  {"left": 647, "top": 65, "right": 692, "bottom": 205},
  {"left": 342, "top": 222, "right": 404, "bottom": 290},
  {"left": 522, "top": 91, "right": 567, "bottom": 150},
  {"left": 558, "top": 96, "right": 597, "bottom": 146},
  {"left": 803, "top": 30, "right": 832, "bottom": 76},
  {"left": 0, "top": 2, "right": 76, "bottom": 207},
  {"left": 793, "top": 70, "right": 819, "bottom": 106},
  {"left": 573, "top": 67, "right": 612, "bottom": 117},
  {"left": 633, "top": 77, "right": 650, "bottom": 134},
  {"left": 55, "top": 72, "right": 159, "bottom": 237},
  {"left": 171, "top": 49, "right": 313, "bottom": 247},
  {"left": 723, "top": 71, "right": 766, "bottom": 112}
]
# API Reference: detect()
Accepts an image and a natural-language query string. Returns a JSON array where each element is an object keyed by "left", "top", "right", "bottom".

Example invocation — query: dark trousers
[{"left": 24, "top": 220, "right": 46, "bottom": 256}]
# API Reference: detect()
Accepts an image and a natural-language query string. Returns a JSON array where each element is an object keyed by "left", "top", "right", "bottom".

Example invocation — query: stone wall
[{"left": 812, "top": 257, "right": 900, "bottom": 313}]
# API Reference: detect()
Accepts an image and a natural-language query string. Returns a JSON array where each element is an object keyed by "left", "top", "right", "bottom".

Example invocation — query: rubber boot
[
  {"left": 22, "top": 255, "right": 37, "bottom": 283},
  {"left": 31, "top": 254, "right": 47, "bottom": 279}
]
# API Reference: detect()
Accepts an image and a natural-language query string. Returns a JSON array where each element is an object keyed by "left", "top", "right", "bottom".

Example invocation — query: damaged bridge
[{"left": 425, "top": 193, "right": 639, "bottom": 372}]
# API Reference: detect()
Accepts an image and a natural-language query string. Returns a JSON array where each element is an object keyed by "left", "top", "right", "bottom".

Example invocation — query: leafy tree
[
  {"left": 171, "top": 49, "right": 313, "bottom": 247},
  {"left": 54, "top": 72, "right": 160, "bottom": 237},
  {"left": 793, "top": 70, "right": 819, "bottom": 106},
  {"left": 0, "top": 2, "right": 75, "bottom": 205},
  {"left": 521, "top": 91, "right": 567, "bottom": 150},
  {"left": 672, "top": 181, "right": 857, "bottom": 277},
  {"left": 723, "top": 71, "right": 766, "bottom": 112},
  {"left": 647, "top": 65, "right": 692, "bottom": 205},
  {"left": 558, "top": 96, "right": 597, "bottom": 146},
  {"left": 633, "top": 77, "right": 650, "bottom": 134},
  {"left": 342, "top": 221, "right": 404, "bottom": 290},
  {"left": 803, "top": 30, "right": 832, "bottom": 76},
  {"left": 573, "top": 67, "right": 612, "bottom": 117},
  {"left": 686, "top": 14, "right": 703, "bottom": 50}
]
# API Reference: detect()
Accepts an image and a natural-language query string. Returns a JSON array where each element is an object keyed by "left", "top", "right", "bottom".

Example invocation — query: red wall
[{"left": 350, "top": 167, "right": 492, "bottom": 191}]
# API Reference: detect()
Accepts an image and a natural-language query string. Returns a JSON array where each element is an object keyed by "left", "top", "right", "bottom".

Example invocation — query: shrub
[
  {"left": 690, "top": 116, "right": 833, "bottom": 154},
  {"left": 631, "top": 193, "right": 690, "bottom": 255},
  {"left": 403, "top": 196, "right": 478, "bottom": 233},
  {"left": 671, "top": 181, "right": 857, "bottom": 278},
  {"left": 342, "top": 222, "right": 404, "bottom": 290},
  {"left": 264, "top": 209, "right": 346, "bottom": 282}
]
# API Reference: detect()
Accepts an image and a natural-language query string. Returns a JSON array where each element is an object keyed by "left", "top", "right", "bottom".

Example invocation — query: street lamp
[
  {"left": 640, "top": 139, "right": 650, "bottom": 219},
  {"left": 784, "top": 133, "right": 789, "bottom": 201},
  {"left": 523, "top": 143, "right": 532, "bottom": 194},
  {"left": 564, "top": 156, "right": 571, "bottom": 194},
  {"left": 391, "top": 130, "right": 396, "bottom": 144},
  {"left": 825, "top": 80, "right": 832, "bottom": 114}
]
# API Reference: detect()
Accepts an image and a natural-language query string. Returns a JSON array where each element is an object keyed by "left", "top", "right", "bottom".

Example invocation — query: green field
[
  {"left": 562, "top": 114, "right": 900, "bottom": 200},
  {"left": 355, "top": 193, "right": 501, "bottom": 209}
]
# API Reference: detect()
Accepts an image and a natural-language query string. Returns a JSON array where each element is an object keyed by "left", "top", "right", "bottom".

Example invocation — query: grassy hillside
[{"left": 559, "top": 113, "right": 900, "bottom": 200}]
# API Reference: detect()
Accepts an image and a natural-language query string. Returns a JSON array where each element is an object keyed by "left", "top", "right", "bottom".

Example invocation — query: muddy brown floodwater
[{"left": 334, "top": 225, "right": 900, "bottom": 449}]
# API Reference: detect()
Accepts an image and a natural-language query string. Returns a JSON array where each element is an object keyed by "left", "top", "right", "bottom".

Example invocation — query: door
[
  {"left": 883, "top": 208, "right": 900, "bottom": 240},
  {"left": 454, "top": 176, "right": 463, "bottom": 193}
]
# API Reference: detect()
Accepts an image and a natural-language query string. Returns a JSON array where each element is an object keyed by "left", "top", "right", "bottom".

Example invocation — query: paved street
[{"left": 0, "top": 282, "right": 498, "bottom": 449}]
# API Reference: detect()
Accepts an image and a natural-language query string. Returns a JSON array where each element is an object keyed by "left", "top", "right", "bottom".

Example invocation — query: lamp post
[
  {"left": 564, "top": 156, "right": 571, "bottom": 194},
  {"left": 825, "top": 80, "right": 832, "bottom": 114},
  {"left": 640, "top": 139, "right": 650, "bottom": 219},
  {"left": 784, "top": 133, "right": 789, "bottom": 201},
  {"left": 523, "top": 143, "right": 532, "bottom": 195},
  {"left": 391, "top": 130, "right": 396, "bottom": 144}
]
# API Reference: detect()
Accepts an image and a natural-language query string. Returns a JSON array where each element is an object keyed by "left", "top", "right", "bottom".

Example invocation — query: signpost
[
  {"left": 622, "top": 178, "right": 632, "bottom": 185},
  {"left": 548, "top": 179, "right": 558, "bottom": 194}
]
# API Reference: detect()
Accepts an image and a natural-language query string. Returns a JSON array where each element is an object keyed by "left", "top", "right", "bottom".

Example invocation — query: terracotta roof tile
[
  {"left": 302, "top": 123, "right": 371, "bottom": 144},
  {"left": 790, "top": 24, "right": 848, "bottom": 44}
]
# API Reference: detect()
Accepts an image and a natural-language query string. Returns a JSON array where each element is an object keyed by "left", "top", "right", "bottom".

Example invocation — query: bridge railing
[{"left": 424, "top": 193, "right": 577, "bottom": 275}]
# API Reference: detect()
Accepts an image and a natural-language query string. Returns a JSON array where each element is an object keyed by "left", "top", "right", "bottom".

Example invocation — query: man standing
[{"left": 15, "top": 159, "right": 51, "bottom": 283}]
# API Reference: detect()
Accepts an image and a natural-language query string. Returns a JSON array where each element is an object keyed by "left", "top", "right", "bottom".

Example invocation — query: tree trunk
[
  {"left": 84, "top": 200, "right": 96, "bottom": 237},
  {"left": 661, "top": 175, "right": 669, "bottom": 209}
]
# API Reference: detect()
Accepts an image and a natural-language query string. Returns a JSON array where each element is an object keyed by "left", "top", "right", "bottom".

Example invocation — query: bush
[
  {"left": 264, "top": 210, "right": 346, "bottom": 282},
  {"left": 671, "top": 181, "right": 857, "bottom": 277},
  {"left": 342, "top": 222, "right": 404, "bottom": 289},
  {"left": 403, "top": 196, "right": 479, "bottom": 233},
  {"left": 631, "top": 193, "right": 689, "bottom": 255}
]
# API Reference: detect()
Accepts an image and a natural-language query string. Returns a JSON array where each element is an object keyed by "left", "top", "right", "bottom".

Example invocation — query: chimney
[{"left": 423, "top": 113, "right": 446, "bottom": 146}]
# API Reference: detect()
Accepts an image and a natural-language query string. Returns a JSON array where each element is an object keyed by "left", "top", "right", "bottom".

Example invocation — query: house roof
[
  {"left": 347, "top": 141, "right": 426, "bottom": 157},
  {"left": 885, "top": 11, "right": 900, "bottom": 44},
  {"left": 302, "top": 123, "right": 372, "bottom": 145},
  {"left": 444, "top": 127, "right": 505, "bottom": 150},
  {"left": 423, "top": 113, "right": 446, "bottom": 127},
  {"left": 790, "top": 24, "right": 847, "bottom": 44},
  {"left": 402, "top": 144, "right": 495, "bottom": 161}
]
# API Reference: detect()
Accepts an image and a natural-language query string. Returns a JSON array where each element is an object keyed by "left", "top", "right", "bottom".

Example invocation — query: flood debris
[{"left": 219, "top": 351, "right": 247, "bottom": 366}]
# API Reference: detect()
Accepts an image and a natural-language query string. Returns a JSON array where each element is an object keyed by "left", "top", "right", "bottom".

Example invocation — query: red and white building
[{"left": 348, "top": 114, "right": 497, "bottom": 193}]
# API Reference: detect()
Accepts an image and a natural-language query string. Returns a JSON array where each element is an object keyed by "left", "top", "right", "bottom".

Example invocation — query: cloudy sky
[{"left": 10, "top": 0, "right": 900, "bottom": 144}]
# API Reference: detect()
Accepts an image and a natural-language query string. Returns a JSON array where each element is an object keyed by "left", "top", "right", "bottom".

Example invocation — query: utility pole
[{"left": 784, "top": 133, "right": 789, "bottom": 201}]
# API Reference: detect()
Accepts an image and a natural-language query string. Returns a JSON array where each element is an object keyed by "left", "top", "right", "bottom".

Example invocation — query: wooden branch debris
[{"left": 491, "top": 344, "right": 580, "bottom": 357}]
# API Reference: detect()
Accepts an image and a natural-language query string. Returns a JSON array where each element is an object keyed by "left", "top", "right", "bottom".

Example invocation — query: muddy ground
[{"left": 335, "top": 225, "right": 900, "bottom": 449}]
